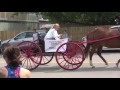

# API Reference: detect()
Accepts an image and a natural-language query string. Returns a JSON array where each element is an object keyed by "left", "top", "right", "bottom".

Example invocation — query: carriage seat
[{"left": 38, "top": 35, "right": 45, "bottom": 52}]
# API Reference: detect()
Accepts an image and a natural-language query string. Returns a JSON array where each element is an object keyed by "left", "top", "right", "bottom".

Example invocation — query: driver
[{"left": 44, "top": 24, "right": 62, "bottom": 40}]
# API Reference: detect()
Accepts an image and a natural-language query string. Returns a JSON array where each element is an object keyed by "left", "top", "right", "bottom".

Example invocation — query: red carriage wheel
[
  {"left": 34, "top": 40, "right": 54, "bottom": 65},
  {"left": 41, "top": 53, "right": 54, "bottom": 65},
  {"left": 17, "top": 41, "right": 42, "bottom": 70},
  {"left": 71, "top": 41, "right": 86, "bottom": 49},
  {"left": 55, "top": 42, "right": 85, "bottom": 70}
]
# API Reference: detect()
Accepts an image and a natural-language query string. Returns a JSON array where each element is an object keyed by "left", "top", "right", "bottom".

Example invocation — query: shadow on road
[
  {"left": 31, "top": 65, "right": 120, "bottom": 73},
  {"left": 31, "top": 66, "right": 60, "bottom": 73},
  {"left": 75, "top": 67, "right": 120, "bottom": 72}
]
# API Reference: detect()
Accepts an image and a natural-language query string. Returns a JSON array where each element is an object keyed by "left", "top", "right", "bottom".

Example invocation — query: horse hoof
[
  {"left": 116, "top": 63, "right": 118, "bottom": 67},
  {"left": 105, "top": 63, "right": 108, "bottom": 65},
  {"left": 91, "top": 66, "right": 95, "bottom": 68},
  {"left": 105, "top": 65, "right": 110, "bottom": 68}
]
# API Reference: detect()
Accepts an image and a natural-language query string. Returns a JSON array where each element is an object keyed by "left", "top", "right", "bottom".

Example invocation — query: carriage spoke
[
  {"left": 74, "top": 56, "right": 81, "bottom": 63},
  {"left": 32, "top": 61, "right": 37, "bottom": 68},
  {"left": 28, "top": 58, "right": 32, "bottom": 69},
  {"left": 26, "top": 58, "right": 29, "bottom": 69},
  {"left": 61, "top": 46, "right": 67, "bottom": 53},
  {"left": 58, "top": 52, "right": 63, "bottom": 59},
  {"left": 76, "top": 55, "right": 83, "bottom": 62},
  {"left": 44, "top": 56, "right": 51, "bottom": 61},
  {"left": 42, "top": 58, "right": 46, "bottom": 63},
  {"left": 71, "top": 58, "right": 76, "bottom": 64},
  {"left": 30, "top": 57, "right": 39, "bottom": 64},
  {"left": 30, "top": 57, "right": 37, "bottom": 68},
  {"left": 68, "top": 62, "right": 70, "bottom": 69},
  {"left": 22, "top": 58, "right": 27, "bottom": 67},
  {"left": 71, "top": 63, "right": 73, "bottom": 69},
  {"left": 60, "top": 60, "right": 65, "bottom": 64},
  {"left": 20, "top": 57, "right": 26, "bottom": 62},
  {"left": 63, "top": 62, "right": 67, "bottom": 67},
  {"left": 21, "top": 49, "right": 27, "bottom": 53}
]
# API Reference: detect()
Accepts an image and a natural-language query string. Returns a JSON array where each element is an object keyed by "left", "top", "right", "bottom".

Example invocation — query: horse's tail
[{"left": 84, "top": 36, "right": 91, "bottom": 58}]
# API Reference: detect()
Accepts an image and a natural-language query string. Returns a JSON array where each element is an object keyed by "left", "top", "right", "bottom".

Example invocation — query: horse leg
[
  {"left": 97, "top": 46, "right": 108, "bottom": 66},
  {"left": 89, "top": 47, "right": 96, "bottom": 68},
  {"left": 116, "top": 59, "right": 120, "bottom": 67}
]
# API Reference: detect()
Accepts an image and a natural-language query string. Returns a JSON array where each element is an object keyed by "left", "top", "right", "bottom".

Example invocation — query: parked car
[
  {"left": 109, "top": 25, "right": 120, "bottom": 29},
  {"left": 0, "top": 30, "right": 46, "bottom": 53},
  {"left": 0, "top": 29, "right": 72, "bottom": 53},
  {"left": 103, "top": 25, "right": 120, "bottom": 51}
]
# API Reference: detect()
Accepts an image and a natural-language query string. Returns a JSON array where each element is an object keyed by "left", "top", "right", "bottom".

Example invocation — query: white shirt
[
  {"left": 33, "top": 32, "right": 38, "bottom": 41},
  {"left": 44, "top": 28, "right": 60, "bottom": 40}
]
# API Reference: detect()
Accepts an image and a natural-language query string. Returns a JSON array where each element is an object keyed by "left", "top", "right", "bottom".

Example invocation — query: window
[
  {"left": 25, "top": 32, "right": 33, "bottom": 38},
  {"left": 15, "top": 32, "right": 26, "bottom": 39}
]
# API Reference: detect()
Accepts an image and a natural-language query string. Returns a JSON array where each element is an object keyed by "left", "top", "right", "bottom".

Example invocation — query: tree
[{"left": 13, "top": 12, "right": 120, "bottom": 25}]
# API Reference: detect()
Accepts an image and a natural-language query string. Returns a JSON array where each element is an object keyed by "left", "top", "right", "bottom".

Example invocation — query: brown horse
[{"left": 84, "top": 27, "right": 120, "bottom": 68}]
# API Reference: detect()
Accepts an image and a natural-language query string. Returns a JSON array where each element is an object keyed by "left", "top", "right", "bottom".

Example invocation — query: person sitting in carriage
[
  {"left": 44, "top": 24, "right": 69, "bottom": 53},
  {"left": 33, "top": 28, "right": 45, "bottom": 52},
  {"left": 33, "top": 29, "right": 39, "bottom": 41},
  {"left": 44, "top": 23, "right": 63, "bottom": 40}
]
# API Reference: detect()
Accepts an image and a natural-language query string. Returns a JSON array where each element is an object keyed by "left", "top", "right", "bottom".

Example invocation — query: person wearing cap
[
  {"left": 33, "top": 29, "right": 39, "bottom": 41},
  {"left": 44, "top": 24, "right": 62, "bottom": 40}
]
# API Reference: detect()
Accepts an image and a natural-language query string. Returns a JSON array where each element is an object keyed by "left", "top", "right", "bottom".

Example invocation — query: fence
[
  {"left": 59, "top": 25, "right": 111, "bottom": 40},
  {"left": 0, "top": 25, "right": 112, "bottom": 41}
]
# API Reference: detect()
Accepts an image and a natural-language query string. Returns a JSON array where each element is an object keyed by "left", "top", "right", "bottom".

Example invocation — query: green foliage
[
  {"left": 13, "top": 12, "right": 120, "bottom": 25},
  {"left": 42, "top": 12, "right": 120, "bottom": 25}
]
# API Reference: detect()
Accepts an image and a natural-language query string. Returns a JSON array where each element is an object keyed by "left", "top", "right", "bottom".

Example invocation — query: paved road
[{"left": 0, "top": 52, "right": 120, "bottom": 78}]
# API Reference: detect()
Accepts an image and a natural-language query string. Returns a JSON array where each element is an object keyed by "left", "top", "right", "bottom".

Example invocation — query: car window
[
  {"left": 15, "top": 32, "right": 26, "bottom": 39},
  {"left": 25, "top": 32, "right": 33, "bottom": 38}
]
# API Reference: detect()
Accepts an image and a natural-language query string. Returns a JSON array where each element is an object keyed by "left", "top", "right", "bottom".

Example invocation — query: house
[
  {"left": 0, "top": 12, "right": 38, "bottom": 31},
  {"left": 39, "top": 18, "right": 49, "bottom": 28}
]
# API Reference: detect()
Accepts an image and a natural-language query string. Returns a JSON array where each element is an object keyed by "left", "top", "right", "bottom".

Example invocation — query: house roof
[
  {"left": 39, "top": 19, "right": 49, "bottom": 22},
  {"left": 40, "top": 24, "right": 55, "bottom": 29}
]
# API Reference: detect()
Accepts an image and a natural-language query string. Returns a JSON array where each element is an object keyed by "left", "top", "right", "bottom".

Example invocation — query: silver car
[
  {"left": 0, "top": 30, "right": 46, "bottom": 53},
  {"left": 103, "top": 25, "right": 120, "bottom": 51},
  {"left": 110, "top": 25, "right": 120, "bottom": 29}
]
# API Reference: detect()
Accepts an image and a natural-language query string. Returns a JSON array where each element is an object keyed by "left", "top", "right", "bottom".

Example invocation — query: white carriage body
[{"left": 45, "top": 38, "right": 68, "bottom": 52}]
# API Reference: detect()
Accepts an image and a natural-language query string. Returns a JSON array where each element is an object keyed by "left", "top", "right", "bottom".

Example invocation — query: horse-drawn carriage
[
  {"left": 17, "top": 26, "right": 120, "bottom": 71},
  {"left": 1, "top": 25, "right": 120, "bottom": 71},
  {"left": 17, "top": 35, "right": 85, "bottom": 71}
]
